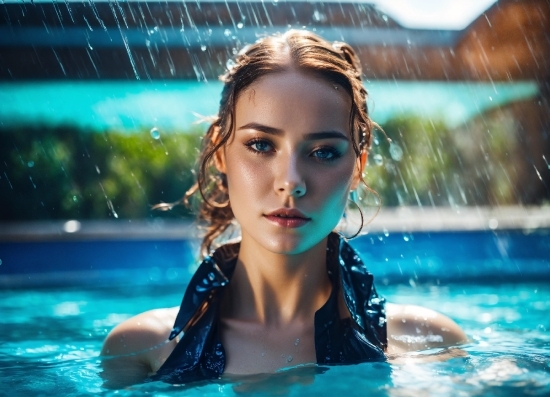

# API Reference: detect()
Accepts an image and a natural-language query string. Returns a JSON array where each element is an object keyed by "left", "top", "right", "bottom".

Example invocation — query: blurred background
[
  {"left": 0, "top": 0, "right": 549, "bottom": 286},
  {"left": 1, "top": 0, "right": 548, "bottom": 222}
]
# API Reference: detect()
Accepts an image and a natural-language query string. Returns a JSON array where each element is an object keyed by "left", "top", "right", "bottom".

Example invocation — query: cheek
[
  {"left": 312, "top": 163, "right": 355, "bottom": 211},
  {"left": 225, "top": 152, "right": 270, "bottom": 203}
]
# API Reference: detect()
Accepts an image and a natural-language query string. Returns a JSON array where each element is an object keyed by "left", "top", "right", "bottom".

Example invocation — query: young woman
[{"left": 101, "top": 30, "right": 466, "bottom": 388}]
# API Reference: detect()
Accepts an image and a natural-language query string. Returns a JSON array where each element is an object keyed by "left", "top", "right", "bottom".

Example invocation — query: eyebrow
[{"left": 238, "top": 122, "right": 349, "bottom": 141}]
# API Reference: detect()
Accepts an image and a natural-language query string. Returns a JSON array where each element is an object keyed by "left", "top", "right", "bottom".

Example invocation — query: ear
[
  {"left": 212, "top": 127, "right": 227, "bottom": 174},
  {"left": 213, "top": 147, "right": 227, "bottom": 174},
  {"left": 351, "top": 150, "right": 367, "bottom": 191}
]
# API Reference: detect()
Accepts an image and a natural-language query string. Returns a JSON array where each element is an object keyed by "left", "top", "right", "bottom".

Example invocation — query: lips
[{"left": 264, "top": 208, "right": 311, "bottom": 228}]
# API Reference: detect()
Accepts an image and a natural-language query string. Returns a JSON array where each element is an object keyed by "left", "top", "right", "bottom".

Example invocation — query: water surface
[{"left": 1, "top": 280, "right": 548, "bottom": 396}]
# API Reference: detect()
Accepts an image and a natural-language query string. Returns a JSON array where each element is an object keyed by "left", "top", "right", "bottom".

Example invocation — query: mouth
[{"left": 264, "top": 209, "right": 311, "bottom": 228}]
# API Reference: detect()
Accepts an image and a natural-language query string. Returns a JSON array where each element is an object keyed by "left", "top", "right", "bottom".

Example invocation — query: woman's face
[{"left": 220, "top": 69, "right": 360, "bottom": 254}]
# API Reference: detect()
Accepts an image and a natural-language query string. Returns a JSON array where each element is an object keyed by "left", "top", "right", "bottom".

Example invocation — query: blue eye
[
  {"left": 312, "top": 147, "right": 341, "bottom": 161},
  {"left": 245, "top": 139, "right": 273, "bottom": 154}
]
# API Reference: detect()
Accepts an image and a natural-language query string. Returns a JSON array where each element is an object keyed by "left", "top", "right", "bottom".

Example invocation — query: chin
[{"left": 259, "top": 231, "right": 324, "bottom": 255}]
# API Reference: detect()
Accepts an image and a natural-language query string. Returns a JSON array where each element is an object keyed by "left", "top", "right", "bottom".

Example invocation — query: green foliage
[
  {"left": 0, "top": 124, "right": 202, "bottom": 220},
  {"left": 365, "top": 112, "right": 524, "bottom": 207},
  {"left": 365, "top": 115, "right": 461, "bottom": 207},
  {"left": 0, "top": 110, "right": 533, "bottom": 221}
]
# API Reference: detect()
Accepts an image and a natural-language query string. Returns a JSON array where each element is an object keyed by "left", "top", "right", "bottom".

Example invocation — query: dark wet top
[{"left": 151, "top": 233, "right": 387, "bottom": 384}]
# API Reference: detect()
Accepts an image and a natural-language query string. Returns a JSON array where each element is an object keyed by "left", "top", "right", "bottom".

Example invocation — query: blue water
[
  {"left": 1, "top": 231, "right": 549, "bottom": 395},
  {"left": 1, "top": 229, "right": 548, "bottom": 287},
  {"left": 1, "top": 281, "right": 549, "bottom": 396}
]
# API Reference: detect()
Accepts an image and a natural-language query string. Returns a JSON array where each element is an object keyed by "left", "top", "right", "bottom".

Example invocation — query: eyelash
[
  {"left": 245, "top": 139, "right": 274, "bottom": 154},
  {"left": 244, "top": 138, "right": 342, "bottom": 162}
]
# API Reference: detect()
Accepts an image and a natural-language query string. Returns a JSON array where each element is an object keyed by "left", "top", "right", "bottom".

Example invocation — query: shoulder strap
[
  {"left": 335, "top": 233, "right": 387, "bottom": 350},
  {"left": 169, "top": 242, "right": 239, "bottom": 340}
]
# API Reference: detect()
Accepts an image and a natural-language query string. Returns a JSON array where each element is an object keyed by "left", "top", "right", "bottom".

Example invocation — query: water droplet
[
  {"left": 72, "top": 195, "right": 78, "bottom": 202},
  {"left": 237, "top": 22, "right": 244, "bottom": 29},
  {"left": 286, "top": 355, "right": 293, "bottom": 363},
  {"left": 224, "top": 29, "right": 231, "bottom": 37},
  {"left": 383, "top": 229, "right": 389, "bottom": 237},
  {"left": 95, "top": 165, "right": 101, "bottom": 174},
  {"left": 382, "top": 14, "right": 388, "bottom": 22},
  {"left": 294, "top": 338, "right": 300, "bottom": 346},
  {"left": 312, "top": 10, "right": 327, "bottom": 23},
  {"left": 226, "top": 58, "right": 236, "bottom": 71},
  {"left": 27, "top": 161, "right": 34, "bottom": 168},
  {"left": 150, "top": 127, "right": 160, "bottom": 140},
  {"left": 107, "top": 200, "right": 118, "bottom": 218},
  {"left": 389, "top": 143, "right": 403, "bottom": 161},
  {"left": 149, "top": 266, "right": 161, "bottom": 282},
  {"left": 488, "top": 218, "right": 498, "bottom": 230},
  {"left": 200, "top": 45, "right": 207, "bottom": 51},
  {"left": 403, "top": 235, "right": 410, "bottom": 242},
  {"left": 373, "top": 154, "right": 383, "bottom": 166}
]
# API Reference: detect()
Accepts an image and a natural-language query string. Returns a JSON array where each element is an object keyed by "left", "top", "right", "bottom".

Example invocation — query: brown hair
[{"left": 159, "top": 30, "right": 375, "bottom": 257}]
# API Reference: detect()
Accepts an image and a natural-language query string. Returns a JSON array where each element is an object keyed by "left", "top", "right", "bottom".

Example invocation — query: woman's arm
[
  {"left": 385, "top": 303, "right": 467, "bottom": 354},
  {"left": 100, "top": 308, "right": 178, "bottom": 389}
]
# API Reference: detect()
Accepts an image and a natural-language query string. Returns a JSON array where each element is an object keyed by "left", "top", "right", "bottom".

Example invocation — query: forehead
[{"left": 235, "top": 69, "right": 352, "bottom": 134}]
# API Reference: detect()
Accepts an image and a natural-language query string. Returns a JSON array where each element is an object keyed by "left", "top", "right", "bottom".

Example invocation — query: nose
[{"left": 275, "top": 153, "right": 306, "bottom": 198}]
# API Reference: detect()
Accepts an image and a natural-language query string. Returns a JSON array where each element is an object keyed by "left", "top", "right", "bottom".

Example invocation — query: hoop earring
[{"left": 339, "top": 191, "right": 364, "bottom": 240}]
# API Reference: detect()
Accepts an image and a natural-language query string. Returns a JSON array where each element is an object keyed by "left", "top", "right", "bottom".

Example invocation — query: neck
[{"left": 223, "top": 233, "right": 332, "bottom": 326}]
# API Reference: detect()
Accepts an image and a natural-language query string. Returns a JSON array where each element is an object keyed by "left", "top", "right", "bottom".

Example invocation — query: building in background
[{"left": 0, "top": 0, "right": 548, "bottom": 221}]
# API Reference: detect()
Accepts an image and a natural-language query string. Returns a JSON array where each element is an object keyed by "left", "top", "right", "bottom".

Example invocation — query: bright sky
[{"left": 371, "top": 0, "right": 498, "bottom": 30}]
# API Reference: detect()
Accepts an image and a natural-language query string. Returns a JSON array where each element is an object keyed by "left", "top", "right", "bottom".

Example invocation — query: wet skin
[
  {"left": 100, "top": 69, "right": 467, "bottom": 388},
  {"left": 216, "top": 69, "right": 360, "bottom": 374},
  {"left": 219, "top": 68, "right": 358, "bottom": 256}
]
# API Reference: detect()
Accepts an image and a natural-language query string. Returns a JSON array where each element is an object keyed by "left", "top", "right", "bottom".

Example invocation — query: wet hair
[{"left": 159, "top": 30, "right": 376, "bottom": 257}]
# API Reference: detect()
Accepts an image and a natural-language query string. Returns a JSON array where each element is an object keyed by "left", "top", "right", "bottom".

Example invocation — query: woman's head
[{"left": 187, "top": 30, "right": 375, "bottom": 256}]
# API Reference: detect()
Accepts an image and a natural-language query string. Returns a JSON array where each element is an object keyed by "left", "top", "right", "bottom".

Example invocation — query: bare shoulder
[
  {"left": 100, "top": 307, "right": 179, "bottom": 389},
  {"left": 385, "top": 303, "right": 467, "bottom": 354}
]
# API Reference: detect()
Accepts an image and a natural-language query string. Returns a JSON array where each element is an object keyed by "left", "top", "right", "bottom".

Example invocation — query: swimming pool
[{"left": 1, "top": 228, "right": 549, "bottom": 396}]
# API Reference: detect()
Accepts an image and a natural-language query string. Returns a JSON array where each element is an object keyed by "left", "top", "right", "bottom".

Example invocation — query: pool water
[{"left": 1, "top": 280, "right": 549, "bottom": 396}]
